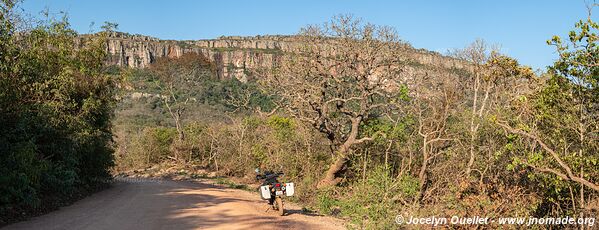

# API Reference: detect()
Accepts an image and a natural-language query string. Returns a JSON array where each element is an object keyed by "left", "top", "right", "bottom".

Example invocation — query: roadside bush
[
  {"left": 116, "top": 127, "right": 177, "bottom": 168},
  {"left": 318, "top": 166, "right": 418, "bottom": 229},
  {"left": 0, "top": 5, "right": 116, "bottom": 224}
]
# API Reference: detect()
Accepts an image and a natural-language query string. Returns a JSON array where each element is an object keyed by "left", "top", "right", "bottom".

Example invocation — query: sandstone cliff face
[{"left": 102, "top": 32, "right": 466, "bottom": 82}]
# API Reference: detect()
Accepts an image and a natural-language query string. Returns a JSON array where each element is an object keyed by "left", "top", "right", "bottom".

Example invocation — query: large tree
[
  {"left": 262, "top": 15, "right": 407, "bottom": 187},
  {"left": 149, "top": 53, "right": 215, "bottom": 142},
  {"left": 497, "top": 5, "right": 599, "bottom": 216},
  {"left": 1, "top": 1, "right": 117, "bottom": 222}
]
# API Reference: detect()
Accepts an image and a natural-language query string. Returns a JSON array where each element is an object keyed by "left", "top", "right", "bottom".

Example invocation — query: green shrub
[
  {"left": 0, "top": 8, "right": 116, "bottom": 223},
  {"left": 324, "top": 166, "right": 417, "bottom": 229}
]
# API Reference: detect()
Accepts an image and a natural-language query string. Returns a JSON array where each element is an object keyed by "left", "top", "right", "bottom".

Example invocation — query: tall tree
[
  {"left": 262, "top": 15, "right": 408, "bottom": 188},
  {"left": 1, "top": 2, "right": 117, "bottom": 221},
  {"left": 497, "top": 4, "right": 599, "bottom": 217},
  {"left": 150, "top": 53, "right": 215, "bottom": 142},
  {"left": 449, "top": 40, "right": 495, "bottom": 178}
]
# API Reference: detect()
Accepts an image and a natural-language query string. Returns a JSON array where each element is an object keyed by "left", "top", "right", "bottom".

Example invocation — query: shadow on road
[
  {"left": 153, "top": 180, "right": 327, "bottom": 229},
  {"left": 3, "top": 179, "right": 338, "bottom": 230}
]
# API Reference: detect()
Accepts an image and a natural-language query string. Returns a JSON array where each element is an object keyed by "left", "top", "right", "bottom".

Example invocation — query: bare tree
[
  {"left": 152, "top": 60, "right": 191, "bottom": 142},
  {"left": 449, "top": 40, "right": 498, "bottom": 178},
  {"left": 150, "top": 53, "right": 214, "bottom": 160},
  {"left": 261, "top": 15, "right": 407, "bottom": 188},
  {"left": 411, "top": 73, "right": 459, "bottom": 203}
]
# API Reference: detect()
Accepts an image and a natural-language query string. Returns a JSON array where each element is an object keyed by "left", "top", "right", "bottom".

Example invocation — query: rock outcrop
[{"left": 101, "top": 32, "right": 467, "bottom": 82}]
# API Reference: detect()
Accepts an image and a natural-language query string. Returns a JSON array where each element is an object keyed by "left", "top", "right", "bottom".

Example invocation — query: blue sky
[{"left": 20, "top": 0, "right": 596, "bottom": 70}]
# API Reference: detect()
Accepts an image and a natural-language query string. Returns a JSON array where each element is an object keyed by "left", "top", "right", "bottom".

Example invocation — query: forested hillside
[
  {"left": 112, "top": 14, "right": 598, "bottom": 229},
  {"left": 1, "top": 0, "right": 597, "bottom": 229}
]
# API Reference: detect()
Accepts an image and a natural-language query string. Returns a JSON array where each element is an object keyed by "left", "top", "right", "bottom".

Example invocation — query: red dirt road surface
[{"left": 3, "top": 178, "right": 345, "bottom": 230}]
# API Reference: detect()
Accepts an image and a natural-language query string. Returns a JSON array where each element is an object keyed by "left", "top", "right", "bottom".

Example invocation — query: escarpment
[{"left": 99, "top": 32, "right": 468, "bottom": 82}]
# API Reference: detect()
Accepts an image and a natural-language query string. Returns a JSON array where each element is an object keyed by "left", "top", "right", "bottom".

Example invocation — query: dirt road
[{"left": 3, "top": 178, "right": 344, "bottom": 230}]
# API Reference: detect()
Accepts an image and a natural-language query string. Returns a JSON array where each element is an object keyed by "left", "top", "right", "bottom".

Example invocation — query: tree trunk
[
  {"left": 466, "top": 71, "right": 480, "bottom": 177},
  {"left": 173, "top": 117, "right": 184, "bottom": 162},
  {"left": 174, "top": 110, "right": 185, "bottom": 142},
  {"left": 317, "top": 117, "right": 362, "bottom": 188},
  {"left": 319, "top": 157, "right": 348, "bottom": 188},
  {"left": 417, "top": 137, "right": 429, "bottom": 203}
]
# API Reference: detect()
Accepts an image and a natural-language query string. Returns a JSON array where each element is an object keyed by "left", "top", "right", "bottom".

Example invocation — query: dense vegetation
[
  {"left": 1, "top": 0, "right": 597, "bottom": 229},
  {"left": 0, "top": 1, "right": 116, "bottom": 224},
  {"left": 113, "top": 53, "right": 275, "bottom": 169},
  {"left": 114, "top": 14, "right": 598, "bottom": 229}
]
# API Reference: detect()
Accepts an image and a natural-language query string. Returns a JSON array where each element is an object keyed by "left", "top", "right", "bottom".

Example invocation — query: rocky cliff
[{"left": 102, "top": 32, "right": 467, "bottom": 82}]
